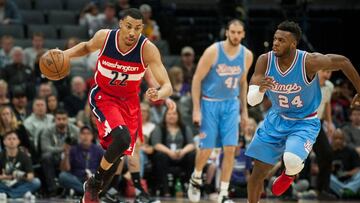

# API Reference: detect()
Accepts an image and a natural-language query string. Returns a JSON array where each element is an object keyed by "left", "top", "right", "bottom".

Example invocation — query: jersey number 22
[{"left": 109, "top": 71, "right": 128, "bottom": 86}]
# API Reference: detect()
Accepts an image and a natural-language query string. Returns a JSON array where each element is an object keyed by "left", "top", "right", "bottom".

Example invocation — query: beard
[
  {"left": 57, "top": 124, "right": 67, "bottom": 131},
  {"left": 229, "top": 38, "right": 240, "bottom": 47},
  {"left": 274, "top": 46, "right": 291, "bottom": 58}
]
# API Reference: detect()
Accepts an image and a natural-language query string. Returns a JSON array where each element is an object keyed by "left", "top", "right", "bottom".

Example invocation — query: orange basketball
[{"left": 39, "top": 49, "right": 70, "bottom": 81}]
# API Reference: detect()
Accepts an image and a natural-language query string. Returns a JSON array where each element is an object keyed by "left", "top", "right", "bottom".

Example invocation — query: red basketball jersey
[{"left": 95, "top": 29, "right": 148, "bottom": 98}]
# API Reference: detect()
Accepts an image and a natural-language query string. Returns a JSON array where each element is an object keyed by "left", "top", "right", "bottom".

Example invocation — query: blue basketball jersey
[
  {"left": 202, "top": 42, "right": 246, "bottom": 99},
  {"left": 265, "top": 50, "right": 322, "bottom": 118}
]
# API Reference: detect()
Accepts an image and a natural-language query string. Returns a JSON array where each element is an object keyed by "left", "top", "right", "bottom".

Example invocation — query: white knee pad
[{"left": 283, "top": 152, "right": 304, "bottom": 176}]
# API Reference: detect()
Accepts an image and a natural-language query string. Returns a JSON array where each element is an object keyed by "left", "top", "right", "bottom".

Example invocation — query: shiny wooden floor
[{"left": 4, "top": 198, "right": 360, "bottom": 203}]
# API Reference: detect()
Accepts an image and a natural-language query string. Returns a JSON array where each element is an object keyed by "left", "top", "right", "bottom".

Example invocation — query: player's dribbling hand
[
  {"left": 145, "top": 87, "right": 159, "bottom": 101},
  {"left": 259, "top": 76, "right": 275, "bottom": 93},
  {"left": 351, "top": 93, "right": 360, "bottom": 109},
  {"left": 193, "top": 109, "right": 201, "bottom": 128}
]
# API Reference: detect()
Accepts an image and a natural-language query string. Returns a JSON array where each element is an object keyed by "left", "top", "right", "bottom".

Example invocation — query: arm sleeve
[{"left": 247, "top": 85, "right": 265, "bottom": 106}]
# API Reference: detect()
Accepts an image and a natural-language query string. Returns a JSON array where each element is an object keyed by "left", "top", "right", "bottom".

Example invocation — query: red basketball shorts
[{"left": 88, "top": 85, "right": 142, "bottom": 156}]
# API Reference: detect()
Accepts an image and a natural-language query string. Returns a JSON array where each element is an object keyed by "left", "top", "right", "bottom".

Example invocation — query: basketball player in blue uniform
[
  {"left": 187, "top": 19, "right": 253, "bottom": 203},
  {"left": 246, "top": 21, "right": 360, "bottom": 203}
]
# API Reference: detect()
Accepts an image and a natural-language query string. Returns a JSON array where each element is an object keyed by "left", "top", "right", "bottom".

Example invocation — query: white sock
[
  {"left": 135, "top": 188, "right": 141, "bottom": 196},
  {"left": 219, "top": 181, "right": 229, "bottom": 197},
  {"left": 193, "top": 169, "right": 202, "bottom": 179}
]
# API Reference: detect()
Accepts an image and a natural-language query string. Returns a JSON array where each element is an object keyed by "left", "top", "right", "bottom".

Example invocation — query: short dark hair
[
  {"left": 80, "top": 125, "right": 93, "bottom": 134},
  {"left": 122, "top": 8, "right": 143, "bottom": 21},
  {"left": 104, "top": 2, "right": 115, "bottom": 10},
  {"left": 33, "top": 97, "right": 46, "bottom": 103},
  {"left": 3, "top": 131, "right": 18, "bottom": 139},
  {"left": 277, "top": 21, "right": 302, "bottom": 43},
  {"left": 32, "top": 32, "right": 44, "bottom": 39},
  {"left": 226, "top": 19, "right": 244, "bottom": 30},
  {"left": 54, "top": 108, "right": 68, "bottom": 116}
]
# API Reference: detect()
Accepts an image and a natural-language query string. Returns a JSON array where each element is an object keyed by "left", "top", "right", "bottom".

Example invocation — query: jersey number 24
[{"left": 278, "top": 95, "right": 303, "bottom": 108}]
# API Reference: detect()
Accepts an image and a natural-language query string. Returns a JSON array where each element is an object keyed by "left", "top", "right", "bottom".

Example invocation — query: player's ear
[{"left": 119, "top": 20, "right": 123, "bottom": 28}]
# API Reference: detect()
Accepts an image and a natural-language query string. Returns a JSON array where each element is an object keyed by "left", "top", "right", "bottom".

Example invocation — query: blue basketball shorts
[
  {"left": 245, "top": 110, "right": 321, "bottom": 165},
  {"left": 199, "top": 98, "right": 239, "bottom": 148}
]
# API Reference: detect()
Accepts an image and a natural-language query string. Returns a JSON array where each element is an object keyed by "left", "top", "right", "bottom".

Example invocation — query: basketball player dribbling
[
  {"left": 62, "top": 9, "right": 173, "bottom": 203},
  {"left": 246, "top": 21, "right": 360, "bottom": 203},
  {"left": 187, "top": 19, "right": 253, "bottom": 203}
]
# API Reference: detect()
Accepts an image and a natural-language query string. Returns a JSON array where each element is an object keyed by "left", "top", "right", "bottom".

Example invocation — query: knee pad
[
  {"left": 283, "top": 152, "right": 304, "bottom": 176},
  {"left": 104, "top": 126, "right": 131, "bottom": 163}
]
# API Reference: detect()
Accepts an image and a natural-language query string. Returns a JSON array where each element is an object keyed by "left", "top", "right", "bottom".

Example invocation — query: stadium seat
[
  {"left": 12, "top": 0, "right": 32, "bottom": 10},
  {"left": 154, "top": 40, "right": 170, "bottom": 56},
  {"left": 247, "top": 0, "right": 281, "bottom": 10},
  {"left": 48, "top": 10, "right": 77, "bottom": 25},
  {"left": 308, "top": 0, "right": 352, "bottom": 10},
  {"left": 60, "top": 25, "right": 89, "bottom": 40},
  {"left": 162, "top": 0, "right": 218, "bottom": 10},
  {"left": 20, "top": 10, "right": 45, "bottom": 24},
  {"left": 34, "top": 0, "right": 63, "bottom": 10},
  {"left": 66, "top": 0, "right": 91, "bottom": 11},
  {"left": 0, "top": 24, "right": 25, "bottom": 38},
  {"left": 27, "top": 24, "right": 58, "bottom": 39},
  {"left": 162, "top": 55, "right": 181, "bottom": 68},
  {"left": 44, "top": 39, "right": 67, "bottom": 50},
  {"left": 14, "top": 38, "right": 32, "bottom": 48}
]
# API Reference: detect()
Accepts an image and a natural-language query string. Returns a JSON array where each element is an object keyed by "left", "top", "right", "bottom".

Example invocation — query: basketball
[{"left": 39, "top": 49, "right": 70, "bottom": 81}]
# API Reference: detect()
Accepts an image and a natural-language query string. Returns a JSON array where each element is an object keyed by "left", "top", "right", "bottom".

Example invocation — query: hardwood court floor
[{"left": 4, "top": 198, "right": 360, "bottom": 203}]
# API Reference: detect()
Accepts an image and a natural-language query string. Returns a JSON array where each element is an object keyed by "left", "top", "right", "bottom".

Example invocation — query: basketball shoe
[
  {"left": 187, "top": 175, "right": 202, "bottom": 202},
  {"left": 82, "top": 176, "right": 102, "bottom": 203},
  {"left": 271, "top": 171, "right": 295, "bottom": 196},
  {"left": 134, "top": 191, "right": 160, "bottom": 203},
  {"left": 218, "top": 195, "right": 234, "bottom": 203}
]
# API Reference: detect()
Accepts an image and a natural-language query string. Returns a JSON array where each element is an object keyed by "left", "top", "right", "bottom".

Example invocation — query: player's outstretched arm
[
  {"left": 306, "top": 53, "right": 360, "bottom": 95},
  {"left": 247, "top": 53, "right": 274, "bottom": 106},
  {"left": 306, "top": 53, "right": 360, "bottom": 108},
  {"left": 143, "top": 41, "right": 173, "bottom": 100},
  {"left": 63, "top": 29, "right": 109, "bottom": 59}
]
